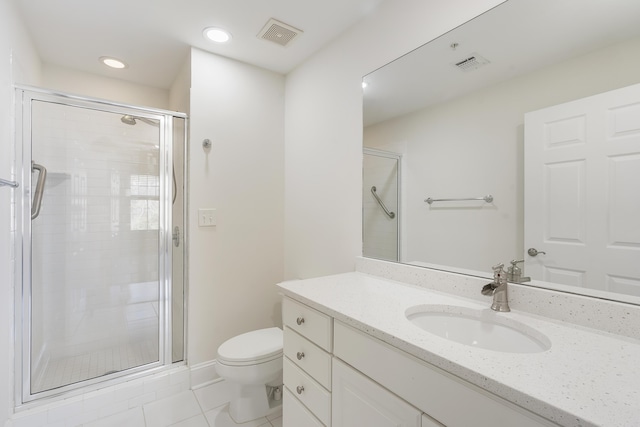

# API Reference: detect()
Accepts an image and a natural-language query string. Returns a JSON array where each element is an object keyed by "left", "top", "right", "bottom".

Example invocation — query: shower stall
[{"left": 14, "top": 87, "right": 187, "bottom": 403}]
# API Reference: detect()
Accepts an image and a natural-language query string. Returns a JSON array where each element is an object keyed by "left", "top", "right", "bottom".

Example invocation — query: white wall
[
  {"left": 188, "top": 48, "right": 285, "bottom": 365},
  {"left": 43, "top": 63, "right": 170, "bottom": 110},
  {"left": 284, "top": 0, "right": 506, "bottom": 280},
  {"left": 364, "top": 36, "right": 640, "bottom": 272},
  {"left": 170, "top": 58, "right": 191, "bottom": 114},
  {"left": 0, "top": 1, "right": 42, "bottom": 423}
]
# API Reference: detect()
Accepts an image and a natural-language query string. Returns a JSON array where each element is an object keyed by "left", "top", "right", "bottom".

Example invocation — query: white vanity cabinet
[
  {"left": 283, "top": 387, "right": 325, "bottom": 427},
  {"left": 281, "top": 295, "right": 560, "bottom": 427},
  {"left": 333, "top": 321, "right": 557, "bottom": 427},
  {"left": 332, "top": 358, "right": 424, "bottom": 427},
  {"left": 282, "top": 297, "right": 333, "bottom": 426}
]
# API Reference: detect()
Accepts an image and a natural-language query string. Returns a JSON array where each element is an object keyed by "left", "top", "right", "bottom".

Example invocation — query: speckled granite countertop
[{"left": 277, "top": 272, "right": 640, "bottom": 427}]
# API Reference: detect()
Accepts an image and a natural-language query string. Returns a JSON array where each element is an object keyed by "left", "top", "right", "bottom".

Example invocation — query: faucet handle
[
  {"left": 510, "top": 259, "right": 524, "bottom": 266},
  {"left": 491, "top": 263, "right": 507, "bottom": 285},
  {"left": 492, "top": 263, "right": 504, "bottom": 272}
]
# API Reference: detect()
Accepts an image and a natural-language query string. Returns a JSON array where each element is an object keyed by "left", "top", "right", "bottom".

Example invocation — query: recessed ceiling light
[
  {"left": 100, "top": 56, "right": 127, "bottom": 69},
  {"left": 204, "top": 27, "right": 232, "bottom": 43}
]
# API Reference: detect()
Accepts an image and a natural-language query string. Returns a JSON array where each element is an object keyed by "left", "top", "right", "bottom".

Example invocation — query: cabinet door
[{"left": 332, "top": 358, "right": 421, "bottom": 427}]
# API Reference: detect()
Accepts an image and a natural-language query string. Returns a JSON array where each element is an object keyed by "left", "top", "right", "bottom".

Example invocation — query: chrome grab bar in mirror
[
  {"left": 371, "top": 186, "right": 396, "bottom": 219},
  {"left": 31, "top": 162, "right": 47, "bottom": 220},
  {"left": 425, "top": 195, "right": 493, "bottom": 205},
  {"left": 0, "top": 178, "right": 19, "bottom": 188}
]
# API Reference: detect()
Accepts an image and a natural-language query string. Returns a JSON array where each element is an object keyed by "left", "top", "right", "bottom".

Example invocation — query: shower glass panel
[
  {"left": 172, "top": 116, "right": 185, "bottom": 363},
  {"left": 363, "top": 149, "right": 400, "bottom": 262},
  {"left": 17, "top": 88, "right": 187, "bottom": 401},
  {"left": 29, "top": 100, "right": 161, "bottom": 393}
]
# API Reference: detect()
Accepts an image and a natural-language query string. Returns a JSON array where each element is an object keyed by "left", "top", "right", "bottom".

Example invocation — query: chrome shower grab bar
[
  {"left": 425, "top": 195, "right": 493, "bottom": 205},
  {"left": 31, "top": 162, "right": 47, "bottom": 219},
  {"left": 0, "top": 178, "right": 19, "bottom": 188},
  {"left": 371, "top": 186, "right": 396, "bottom": 219}
]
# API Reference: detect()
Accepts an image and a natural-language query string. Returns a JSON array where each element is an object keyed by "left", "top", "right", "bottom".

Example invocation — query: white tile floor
[{"left": 83, "top": 383, "right": 283, "bottom": 427}]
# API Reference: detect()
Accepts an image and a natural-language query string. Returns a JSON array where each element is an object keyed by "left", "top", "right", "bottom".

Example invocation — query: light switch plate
[{"left": 198, "top": 208, "right": 217, "bottom": 227}]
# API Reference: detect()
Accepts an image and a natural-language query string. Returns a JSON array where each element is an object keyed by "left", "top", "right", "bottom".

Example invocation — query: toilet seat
[{"left": 217, "top": 327, "right": 283, "bottom": 366}]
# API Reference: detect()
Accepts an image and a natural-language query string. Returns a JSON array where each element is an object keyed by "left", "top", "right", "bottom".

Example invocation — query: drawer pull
[
  {"left": 296, "top": 317, "right": 305, "bottom": 325},
  {"left": 296, "top": 385, "right": 305, "bottom": 395},
  {"left": 296, "top": 351, "right": 305, "bottom": 360}
]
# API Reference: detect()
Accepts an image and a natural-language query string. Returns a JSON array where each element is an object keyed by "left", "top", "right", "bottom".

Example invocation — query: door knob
[{"left": 527, "top": 248, "right": 546, "bottom": 257}]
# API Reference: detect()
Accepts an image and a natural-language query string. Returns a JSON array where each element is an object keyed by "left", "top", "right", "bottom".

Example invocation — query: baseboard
[{"left": 189, "top": 359, "right": 222, "bottom": 389}]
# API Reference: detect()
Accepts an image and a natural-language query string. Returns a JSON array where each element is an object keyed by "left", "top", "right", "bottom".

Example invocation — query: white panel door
[{"left": 524, "top": 82, "right": 640, "bottom": 295}]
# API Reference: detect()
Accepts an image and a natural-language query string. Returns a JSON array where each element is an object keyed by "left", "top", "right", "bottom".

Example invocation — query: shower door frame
[{"left": 14, "top": 86, "right": 189, "bottom": 404}]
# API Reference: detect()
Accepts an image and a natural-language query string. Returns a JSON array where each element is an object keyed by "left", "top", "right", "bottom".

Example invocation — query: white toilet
[{"left": 215, "top": 327, "right": 283, "bottom": 423}]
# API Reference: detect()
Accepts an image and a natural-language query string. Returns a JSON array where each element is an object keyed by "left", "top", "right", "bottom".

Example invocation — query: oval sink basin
[{"left": 406, "top": 305, "right": 551, "bottom": 353}]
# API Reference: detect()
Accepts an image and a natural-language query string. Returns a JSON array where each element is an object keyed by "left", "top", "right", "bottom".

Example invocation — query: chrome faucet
[
  {"left": 481, "top": 263, "right": 510, "bottom": 312},
  {"left": 506, "top": 259, "right": 530, "bottom": 283}
]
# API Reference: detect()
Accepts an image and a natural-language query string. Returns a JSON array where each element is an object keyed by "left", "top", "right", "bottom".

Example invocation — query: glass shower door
[{"left": 27, "top": 99, "right": 164, "bottom": 394}]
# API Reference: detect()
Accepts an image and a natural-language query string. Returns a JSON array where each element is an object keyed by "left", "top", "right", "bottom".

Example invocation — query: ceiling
[{"left": 13, "top": 0, "right": 385, "bottom": 89}]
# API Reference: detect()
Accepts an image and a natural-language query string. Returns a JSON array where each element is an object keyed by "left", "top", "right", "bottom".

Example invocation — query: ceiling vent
[
  {"left": 452, "top": 53, "right": 490, "bottom": 72},
  {"left": 258, "top": 18, "right": 303, "bottom": 47}
]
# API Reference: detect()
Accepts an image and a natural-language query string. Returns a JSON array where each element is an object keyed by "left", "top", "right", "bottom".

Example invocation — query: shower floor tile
[{"left": 32, "top": 340, "right": 158, "bottom": 393}]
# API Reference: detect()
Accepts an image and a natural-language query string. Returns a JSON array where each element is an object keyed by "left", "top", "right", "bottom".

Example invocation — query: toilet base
[{"left": 228, "top": 382, "right": 283, "bottom": 423}]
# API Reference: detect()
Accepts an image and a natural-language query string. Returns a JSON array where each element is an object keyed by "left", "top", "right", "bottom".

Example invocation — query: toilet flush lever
[
  {"left": 296, "top": 317, "right": 305, "bottom": 325},
  {"left": 296, "top": 386, "right": 304, "bottom": 395},
  {"left": 296, "top": 352, "right": 305, "bottom": 360}
]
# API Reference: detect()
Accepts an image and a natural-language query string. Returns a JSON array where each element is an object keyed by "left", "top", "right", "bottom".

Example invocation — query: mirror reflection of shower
[{"left": 363, "top": 148, "right": 401, "bottom": 262}]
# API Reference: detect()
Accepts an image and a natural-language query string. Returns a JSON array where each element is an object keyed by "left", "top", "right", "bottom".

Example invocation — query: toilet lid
[{"left": 217, "top": 327, "right": 283, "bottom": 364}]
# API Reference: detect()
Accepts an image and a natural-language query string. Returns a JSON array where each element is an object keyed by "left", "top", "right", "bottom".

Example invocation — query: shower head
[
  {"left": 121, "top": 115, "right": 137, "bottom": 125},
  {"left": 120, "top": 115, "right": 159, "bottom": 127}
]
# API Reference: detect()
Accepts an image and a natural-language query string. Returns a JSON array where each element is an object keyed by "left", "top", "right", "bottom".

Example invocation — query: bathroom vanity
[{"left": 278, "top": 258, "right": 640, "bottom": 427}]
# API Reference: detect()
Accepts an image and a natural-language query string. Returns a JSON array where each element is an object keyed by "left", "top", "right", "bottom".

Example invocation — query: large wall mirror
[{"left": 362, "top": 0, "right": 640, "bottom": 305}]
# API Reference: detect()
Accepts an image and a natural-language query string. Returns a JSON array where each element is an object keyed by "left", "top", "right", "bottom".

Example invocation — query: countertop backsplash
[{"left": 355, "top": 257, "right": 640, "bottom": 340}]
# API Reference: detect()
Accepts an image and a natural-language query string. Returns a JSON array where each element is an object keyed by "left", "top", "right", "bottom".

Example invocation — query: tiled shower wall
[{"left": 29, "top": 102, "right": 162, "bottom": 389}]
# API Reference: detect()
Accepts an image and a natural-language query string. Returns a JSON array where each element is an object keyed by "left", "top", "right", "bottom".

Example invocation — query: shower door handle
[
  {"left": 31, "top": 162, "right": 47, "bottom": 220},
  {"left": 172, "top": 166, "right": 177, "bottom": 205}
]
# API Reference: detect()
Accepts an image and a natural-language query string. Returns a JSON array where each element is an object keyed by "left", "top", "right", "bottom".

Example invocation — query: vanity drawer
[
  {"left": 284, "top": 326, "right": 332, "bottom": 390},
  {"left": 283, "top": 297, "right": 333, "bottom": 352},
  {"left": 283, "top": 387, "right": 325, "bottom": 427},
  {"left": 284, "top": 356, "right": 331, "bottom": 426}
]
